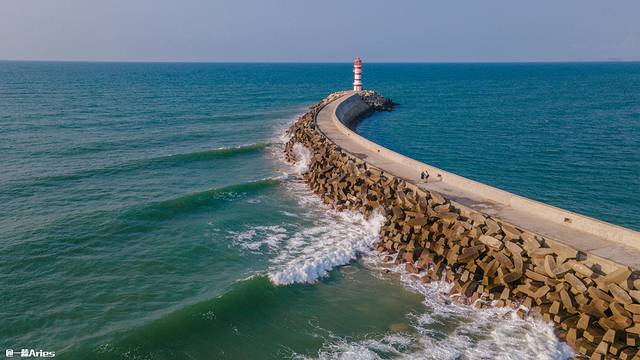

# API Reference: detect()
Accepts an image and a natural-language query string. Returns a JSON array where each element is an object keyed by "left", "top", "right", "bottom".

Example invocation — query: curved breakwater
[{"left": 284, "top": 91, "right": 640, "bottom": 359}]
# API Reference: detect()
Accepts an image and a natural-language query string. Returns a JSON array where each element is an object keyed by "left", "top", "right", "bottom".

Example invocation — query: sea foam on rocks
[{"left": 292, "top": 143, "right": 312, "bottom": 175}]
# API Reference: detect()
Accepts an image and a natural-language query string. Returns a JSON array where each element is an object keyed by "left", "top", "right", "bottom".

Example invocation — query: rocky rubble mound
[
  {"left": 358, "top": 90, "right": 396, "bottom": 111},
  {"left": 284, "top": 92, "right": 640, "bottom": 359}
]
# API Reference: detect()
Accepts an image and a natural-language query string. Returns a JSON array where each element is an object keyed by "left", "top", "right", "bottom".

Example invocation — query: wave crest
[
  {"left": 267, "top": 180, "right": 385, "bottom": 285},
  {"left": 162, "top": 142, "right": 271, "bottom": 163},
  {"left": 132, "top": 177, "right": 282, "bottom": 220},
  {"left": 7, "top": 142, "right": 272, "bottom": 192}
]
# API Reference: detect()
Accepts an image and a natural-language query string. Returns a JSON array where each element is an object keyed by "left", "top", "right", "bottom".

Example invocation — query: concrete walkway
[{"left": 316, "top": 92, "right": 640, "bottom": 269}]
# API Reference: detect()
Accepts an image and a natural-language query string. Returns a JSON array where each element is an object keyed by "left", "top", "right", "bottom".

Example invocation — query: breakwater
[{"left": 284, "top": 91, "right": 640, "bottom": 359}]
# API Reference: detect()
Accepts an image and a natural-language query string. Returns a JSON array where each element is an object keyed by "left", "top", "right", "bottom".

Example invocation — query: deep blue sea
[
  {"left": 1, "top": 61, "right": 637, "bottom": 359},
  {"left": 357, "top": 63, "right": 640, "bottom": 230}
]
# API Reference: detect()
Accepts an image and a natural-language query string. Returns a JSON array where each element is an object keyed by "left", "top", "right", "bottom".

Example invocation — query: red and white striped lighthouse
[{"left": 353, "top": 57, "right": 362, "bottom": 91}]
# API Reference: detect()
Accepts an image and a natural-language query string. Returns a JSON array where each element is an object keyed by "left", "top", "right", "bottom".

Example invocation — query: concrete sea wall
[{"left": 284, "top": 91, "right": 640, "bottom": 359}]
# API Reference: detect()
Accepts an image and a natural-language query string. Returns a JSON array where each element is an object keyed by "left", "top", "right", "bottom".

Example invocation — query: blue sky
[{"left": 1, "top": 0, "right": 639, "bottom": 62}]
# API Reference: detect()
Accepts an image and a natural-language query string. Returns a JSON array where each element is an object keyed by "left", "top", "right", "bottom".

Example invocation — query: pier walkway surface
[{"left": 316, "top": 91, "right": 640, "bottom": 270}]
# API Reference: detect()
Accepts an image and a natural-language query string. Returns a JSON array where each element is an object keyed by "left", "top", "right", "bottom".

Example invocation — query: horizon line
[{"left": 1, "top": 59, "right": 638, "bottom": 65}]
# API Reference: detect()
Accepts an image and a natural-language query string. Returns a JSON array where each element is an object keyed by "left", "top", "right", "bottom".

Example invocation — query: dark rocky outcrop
[{"left": 359, "top": 90, "right": 396, "bottom": 111}]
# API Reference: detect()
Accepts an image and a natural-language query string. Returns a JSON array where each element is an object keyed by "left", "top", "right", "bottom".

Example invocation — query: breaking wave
[
  {"left": 292, "top": 143, "right": 312, "bottom": 174},
  {"left": 261, "top": 135, "right": 386, "bottom": 285},
  {"left": 302, "top": 256, "right": 574, "bottom": 360},
  {"left": 267, "top": 208, "right": 385, "bottom": 285},
  {"left": 245, "top": 124, "right": 389, "bottom": 285}
]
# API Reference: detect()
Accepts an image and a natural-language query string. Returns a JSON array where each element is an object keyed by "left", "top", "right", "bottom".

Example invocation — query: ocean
[
  {"left": 1, "top": 61, "right": 637, "bottom": 359},
  {"left": 356, "top": 63, "right": 640, "bottom": 231}
]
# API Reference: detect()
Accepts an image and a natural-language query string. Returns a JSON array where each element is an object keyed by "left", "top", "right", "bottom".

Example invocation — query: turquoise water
[{"left": 3, "top": 61, "right": 633, "bottom": 359}]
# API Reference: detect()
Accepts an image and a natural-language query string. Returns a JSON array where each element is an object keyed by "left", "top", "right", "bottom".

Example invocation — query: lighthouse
[{"left": 353, "top": 57, "right": 362, "bottom": 91}]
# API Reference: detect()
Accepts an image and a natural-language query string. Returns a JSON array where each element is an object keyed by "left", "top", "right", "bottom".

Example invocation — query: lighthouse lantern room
[{"left": 353, "top": 57, "right": 362, "bottom": 91}]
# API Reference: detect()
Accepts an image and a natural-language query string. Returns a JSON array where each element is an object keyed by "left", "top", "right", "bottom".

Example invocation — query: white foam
[
  {"left": 281, "top": 211, "right": 300, "bottom": 218},
  {"left": 265, "top": 123, "right": 391, "bottom": 285},
  {"left": 302, "top": 333, "right": 414, "bottom": 360},
  {"left": 260, "top": 172, "right": 386, "bottom": 285},
  {"left": 229, "top": 225, "right": 288, "bottom": 251},
  {"left": 305, "top": 299, "right": 572, "bottom": 360},
  {"left": 268, "top": 209, "right": 385, "bottom": 285},
  {"left": 305, "top": 255, "right": 574, "bottom": 360},
  {"left": 292, "top": 143, "right": 312, "bottom": 175},
  {"left": 264, "top": 116, "right": 393, "bottom": 285}
]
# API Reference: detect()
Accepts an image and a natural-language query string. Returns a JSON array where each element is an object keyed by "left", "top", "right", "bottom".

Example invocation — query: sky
[{"left": 1, "top": 0, "right": 639, "bottom": 62}]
